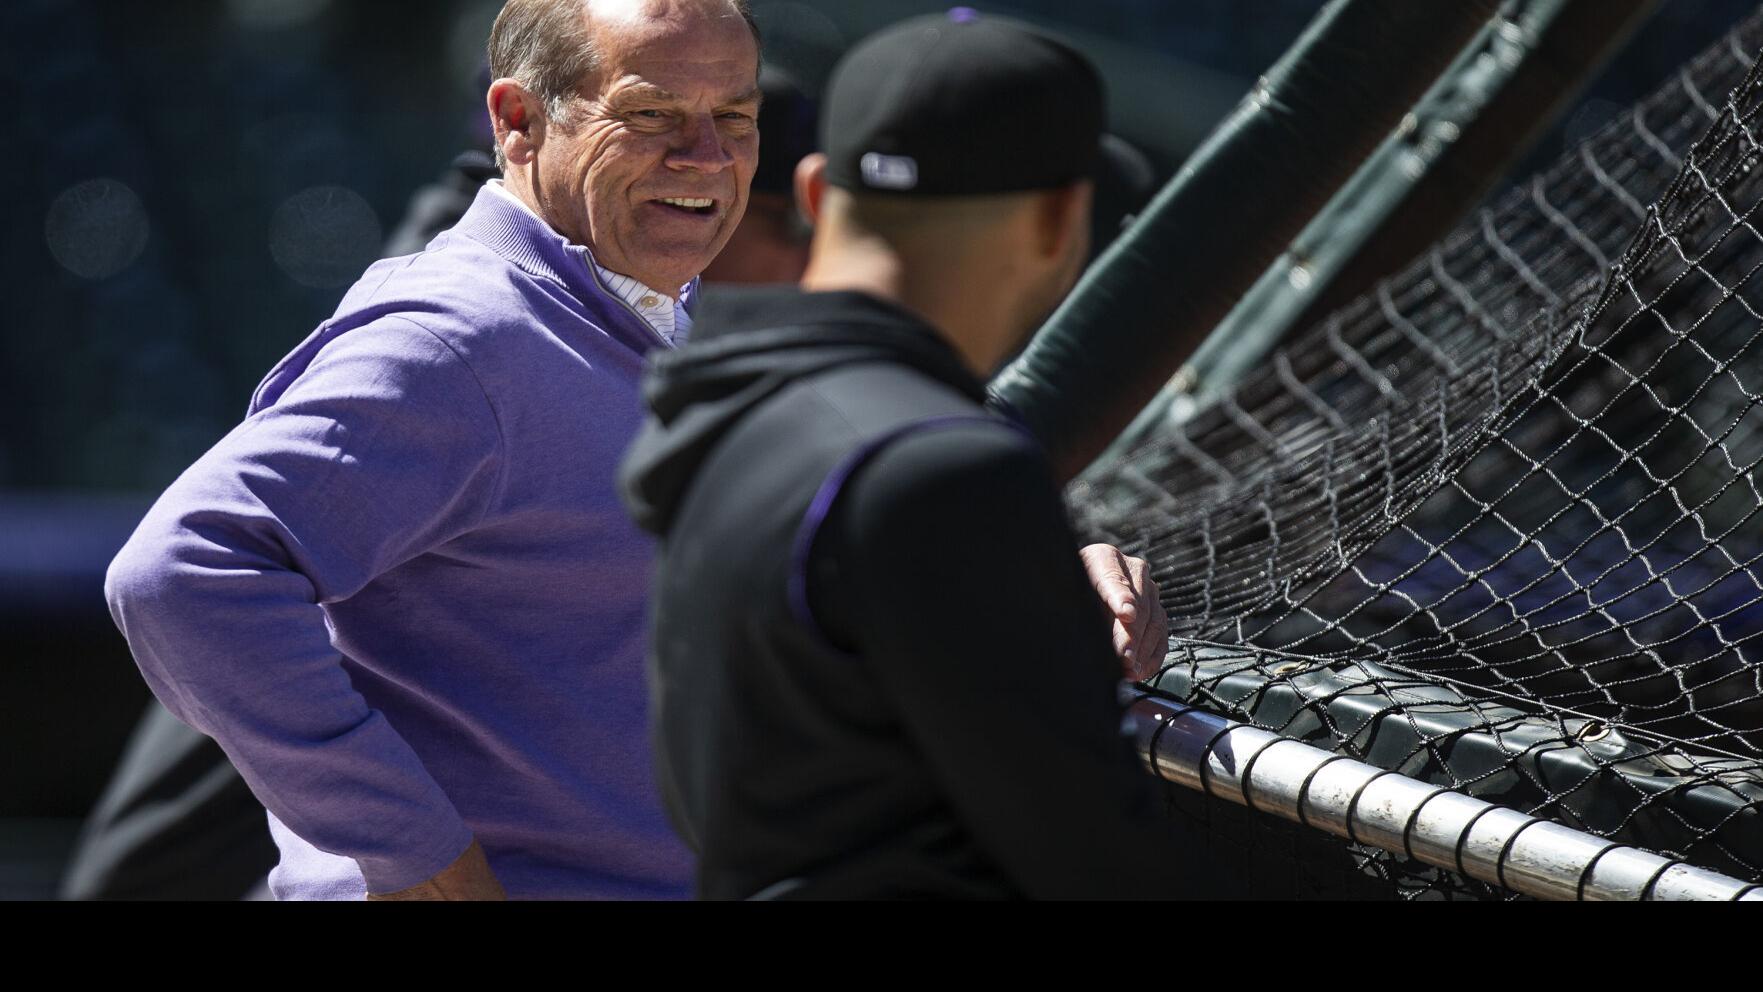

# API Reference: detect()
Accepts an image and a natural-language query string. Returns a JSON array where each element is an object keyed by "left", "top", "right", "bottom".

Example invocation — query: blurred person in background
[
  {"left": 381, "top": 152, "right": 503, "bottom": 259},
  {"left": 700, "top": 65, "right": 818, "bottom": 284}
]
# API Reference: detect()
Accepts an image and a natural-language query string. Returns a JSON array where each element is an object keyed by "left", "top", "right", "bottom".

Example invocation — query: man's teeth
[{"left": 659, "top": 197, "right": 713, "bottom": 209}]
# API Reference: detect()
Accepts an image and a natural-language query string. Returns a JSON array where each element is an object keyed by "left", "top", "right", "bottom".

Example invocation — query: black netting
[{"left": 1074, "top": 9, "right": 1763, "bottom": 898}]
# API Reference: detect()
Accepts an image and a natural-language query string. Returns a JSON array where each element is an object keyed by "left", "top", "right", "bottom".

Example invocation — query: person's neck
[
  {"left": 800, "top": 230, "right": 1010, "bottom": 377},
  {"left": 496, "top": 169, "right": 552, "bottom": 230}
]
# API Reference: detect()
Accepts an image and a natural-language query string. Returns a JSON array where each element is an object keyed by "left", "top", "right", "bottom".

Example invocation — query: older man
[
  {"left": 105, "top": 0, "right": 1162, "bottom": 901},
  {"left": 105, "top": 0, "right": 764, "bottom": 901}
]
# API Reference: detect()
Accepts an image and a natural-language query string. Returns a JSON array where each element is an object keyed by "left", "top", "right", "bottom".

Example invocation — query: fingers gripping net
[{"left": 1075, "top": 10, "right": 1763, "bottom": 895}]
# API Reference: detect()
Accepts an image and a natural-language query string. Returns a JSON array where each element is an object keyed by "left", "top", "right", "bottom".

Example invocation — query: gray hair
[{"left": 487, "top": 0, "right": 761, "bottom": 169}]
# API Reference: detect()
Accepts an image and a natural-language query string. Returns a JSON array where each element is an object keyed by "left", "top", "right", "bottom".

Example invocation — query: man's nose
[{"left": 667, "top": 115, "right": 733, "bottom": 173}]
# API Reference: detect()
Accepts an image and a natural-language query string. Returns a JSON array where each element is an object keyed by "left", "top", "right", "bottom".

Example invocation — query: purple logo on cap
[{"left": 948, "top": 7, "right": 979, "bottom": 23}]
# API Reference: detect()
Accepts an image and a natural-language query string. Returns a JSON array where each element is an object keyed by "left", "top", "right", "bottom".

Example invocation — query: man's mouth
[{"left": 653, "top": 197, "right": 716, "bottom": 215}]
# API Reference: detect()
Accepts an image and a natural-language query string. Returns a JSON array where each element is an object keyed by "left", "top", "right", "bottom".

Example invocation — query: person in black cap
[{"left": 618, "top": 9, "right": 1215, "bottom": 899}]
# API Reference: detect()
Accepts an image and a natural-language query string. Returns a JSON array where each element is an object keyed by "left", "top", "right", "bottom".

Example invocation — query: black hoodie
[{"left": 618, "top": 288, "right": 1215, "bottom": 899}]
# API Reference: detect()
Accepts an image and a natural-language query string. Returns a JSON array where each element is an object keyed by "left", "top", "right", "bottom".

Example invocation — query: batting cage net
[{"left": 1075, "top": 7, "right": 1763, "bottom": 898}]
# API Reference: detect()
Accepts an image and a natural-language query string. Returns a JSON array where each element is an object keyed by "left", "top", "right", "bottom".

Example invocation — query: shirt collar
[{"left": 484, "top": 180, "right": 694, "bottom": 345}]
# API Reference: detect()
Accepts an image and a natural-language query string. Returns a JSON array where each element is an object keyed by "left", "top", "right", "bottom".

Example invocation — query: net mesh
[{"left": 1073, "top": 8, "right": 1763, "bottom": 897}]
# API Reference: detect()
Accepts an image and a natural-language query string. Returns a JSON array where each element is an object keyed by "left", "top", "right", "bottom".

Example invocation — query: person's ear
[
  {"left": 794, "top": 153, "right": 829, "bottom": 226},
  {"left": 1033, "top": 180, "right": 1094, "bottom": 262},
  {"left": 488, "top": 79, "right": 546, "bottom": 166}
]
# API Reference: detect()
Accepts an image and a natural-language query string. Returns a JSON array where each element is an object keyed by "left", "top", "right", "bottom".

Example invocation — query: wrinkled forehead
[{"left": 587, "top": 0, "right": 759, "bottom": 94}]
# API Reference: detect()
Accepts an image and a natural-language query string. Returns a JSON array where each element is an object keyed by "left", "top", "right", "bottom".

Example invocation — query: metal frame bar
[{"left": 1125, "top": 689, "right": 1763, "bottom": 901}]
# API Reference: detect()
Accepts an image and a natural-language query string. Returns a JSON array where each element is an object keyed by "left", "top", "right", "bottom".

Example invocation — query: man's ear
[
  {"left": 1033, "top": 180, "right": 1094, "bottom": 261},
  {"left": 793, "top": 152, "right": 829, "bottom": 226},
  {"left": 488, "top": 79, "right": 545, "bottom": 166}
]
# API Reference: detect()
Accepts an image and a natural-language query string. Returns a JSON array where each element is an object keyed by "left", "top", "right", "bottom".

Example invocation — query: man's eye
[{"left": 632, "top": 110, "right": 667, "bottom": 120}]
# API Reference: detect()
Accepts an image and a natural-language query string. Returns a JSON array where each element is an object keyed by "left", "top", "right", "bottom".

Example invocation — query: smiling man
[
  {"left": 499, "top": 0, "right": 760, "bottom": 305},
  {"left": 103, "top": 0, "right": 1165, "bottom": 902},
  {"left": 104, "top": 0, "right": 762, "bottom": 901}
]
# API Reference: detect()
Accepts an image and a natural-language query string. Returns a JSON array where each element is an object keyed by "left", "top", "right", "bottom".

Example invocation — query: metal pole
[
  {"left": 991, "top": 0, "right": 1503, "bottom": 481},
  {"left": 1019, "top": 0, "right": 1657, "bottom": 486},
  {"left": 1125, "top": 689, "right": 1763, "bottom": 901}
]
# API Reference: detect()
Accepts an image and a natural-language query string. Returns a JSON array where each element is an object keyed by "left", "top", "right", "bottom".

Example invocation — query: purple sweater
[{"left": 105, "top": 187, "right": 693, "bottom": 899}]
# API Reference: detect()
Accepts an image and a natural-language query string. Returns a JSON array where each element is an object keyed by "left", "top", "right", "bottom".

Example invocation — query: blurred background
[{"left": 4, "top": 0, "right": 1760, "bottom": 898}]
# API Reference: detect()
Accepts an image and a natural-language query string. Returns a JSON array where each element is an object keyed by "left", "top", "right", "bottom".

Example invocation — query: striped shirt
[{"left": 485, "top": 180, "right": 693, "bottom": 346}]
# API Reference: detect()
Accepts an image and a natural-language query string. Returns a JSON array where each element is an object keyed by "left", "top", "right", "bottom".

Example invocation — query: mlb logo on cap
[{"left": 860, "top": 153, "right": 920, "bottom": 191}]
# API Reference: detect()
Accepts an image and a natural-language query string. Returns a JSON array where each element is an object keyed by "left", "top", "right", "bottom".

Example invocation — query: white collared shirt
[{"left": 485, "top": 180, "right": 693, "bottom": 346}]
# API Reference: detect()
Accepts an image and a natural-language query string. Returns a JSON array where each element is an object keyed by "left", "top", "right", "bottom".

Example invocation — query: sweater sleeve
[
  {"left": 104, "top": 315, "right": 502, "bottom": 894},
  {"left": 829, "top": 422, "right": 1212, "bottom": 898}
]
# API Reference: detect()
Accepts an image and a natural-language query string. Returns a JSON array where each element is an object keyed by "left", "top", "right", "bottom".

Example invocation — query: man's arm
[
  {"left": 987, "top": 393, "right": 1168, "bottom": 675},
  {"left": 825, "top": 423, "right": 1215, "bottom": 898},
  {"left": 1080, "top": 543, "right": 1167, "bottom": 680},
  {"left": 105, "top": 316, "right": 503, "bottom": 897}
]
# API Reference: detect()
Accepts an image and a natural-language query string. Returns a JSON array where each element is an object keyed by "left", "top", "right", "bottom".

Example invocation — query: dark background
[{"left": 3, "top": 0, "right": 1759, "bottom": 896}]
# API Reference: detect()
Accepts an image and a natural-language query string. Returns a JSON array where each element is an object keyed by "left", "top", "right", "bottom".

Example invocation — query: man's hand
[
  {"left": 1079, "top": 544, "right": 1169, "bottom": 682},
  {"left": 367, "top": 838, "right": 507, "bottom": 901}
]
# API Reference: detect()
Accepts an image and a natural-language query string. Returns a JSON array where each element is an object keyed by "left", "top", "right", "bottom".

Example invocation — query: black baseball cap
[{"left": 821, "top": 8, "right": 1106, "bottom": 197}]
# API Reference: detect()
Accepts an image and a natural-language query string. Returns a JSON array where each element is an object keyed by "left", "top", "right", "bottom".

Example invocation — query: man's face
[{"left": 535, "top": 1, "right": 761, "bottom": 293}]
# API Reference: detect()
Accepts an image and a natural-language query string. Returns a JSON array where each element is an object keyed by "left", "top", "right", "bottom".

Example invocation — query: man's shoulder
[
  {"left": 780, "top": 362, "right": 1048, "bottom": 522},
  {"left": 860, "top": 413, "right": 1047, "bottom": 504},
  {"left": 793, "top": 360, "right": 993, "bottom": 442},
  {"left": 333, "top": 235, "right": 547, "bottom": 340},
  {"left": 275, "top": 225, "right": 635, "bottom": 403},
  {"left": 712, "top": 350, "right": 1035, "bottom": 513},
  {"left": 335, "top": 183, "right": 576, "bottom": 331},
  {"left": 247, "top": 238, "right": 569, "bottom": 416}
]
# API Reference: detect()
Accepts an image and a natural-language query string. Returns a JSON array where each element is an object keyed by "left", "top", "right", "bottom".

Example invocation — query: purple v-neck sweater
[{"left": 105, "top": 187, "right": 693, "bottom": 899}]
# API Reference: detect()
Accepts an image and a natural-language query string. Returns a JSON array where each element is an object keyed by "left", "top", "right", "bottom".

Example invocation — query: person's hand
[
  {"left": 1079, "top": 544, "right": 1168, "bottom": 682},
  {"left": 367, "top": 838, "right": 507, "bottom": 901}
]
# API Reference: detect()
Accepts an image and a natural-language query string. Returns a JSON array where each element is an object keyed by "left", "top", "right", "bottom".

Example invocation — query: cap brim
[{"left": 1094, "top": 133, "right": 1155, "bottom": 202}]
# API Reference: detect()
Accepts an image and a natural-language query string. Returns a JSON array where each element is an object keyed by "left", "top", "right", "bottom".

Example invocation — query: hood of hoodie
[{"left": 618, "top": 287, "right": 988, "bottom": 535}]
